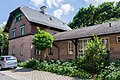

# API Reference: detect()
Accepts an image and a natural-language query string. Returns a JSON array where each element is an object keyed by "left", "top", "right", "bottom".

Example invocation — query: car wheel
[
  {"left": 14, "top": 67, "right": 17, "bottom": 69},
  {"left": 0, "top": 65, "right": 2, "bottom": 71}
]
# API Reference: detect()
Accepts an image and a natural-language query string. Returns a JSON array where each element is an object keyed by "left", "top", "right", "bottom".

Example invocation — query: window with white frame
[
  {"left": 16, "top": 14, "right": 22, "bottom": 22},
  {"left": 20, "top": 25, "right": 25, "bottom": 35},
  {"left": 101, "top": 38, "right": 109, "bottom": 50},
  {"left": 12, "top": 29, "right": 16, "bottom": 38},
  {"left": 68, "top": 41, "right": 74, "bottom": 54},
  {"left": 78, "top": 39, "right": 91, "bottom": 56},
  {"left": 48, "top": 48, "right": 54, "bottom": 55},
  {"left": 35, "top": 49, "right": 41, "bottom": 55},
  {"left": 117, "top": 36, "right": 120, "bottom": 43}
]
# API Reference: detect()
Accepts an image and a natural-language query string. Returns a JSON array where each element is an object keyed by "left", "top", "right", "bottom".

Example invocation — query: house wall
[
  {"left": 42, "top": 34, "right": 120, "bottom": 61},
  {"left": 31, "top": 23, "right": 62, "bottom": 35},
  {"left": 41, "top": 41, "right": 75, "bottom": 61},
  {"left": 9, "top": 35, "right": 33, "bottom": 61},
  {"left": 9, "top": 12, "right": 31, "bottom": 39},
  {"left": 8, "top": 11, "right": 65, "bottom": 61},
  {"left": 99, "top": 34, "right": 120, "bottom": 60}
]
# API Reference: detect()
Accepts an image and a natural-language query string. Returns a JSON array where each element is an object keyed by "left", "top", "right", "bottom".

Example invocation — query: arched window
[
  {"left": 12, "top": 46, "right": 15, "bottom": 55},
  {"left": 20, "top": 44, "right": 24, "bottom": 56}
]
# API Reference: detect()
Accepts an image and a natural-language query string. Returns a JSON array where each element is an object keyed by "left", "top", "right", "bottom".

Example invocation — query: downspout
[
  {"left": 71, "top": 39, "right": 78, "bottom": 59},
  {"left": 75, "top": 39, "right": 78, "bottom": 59},
  {"left": 53, "top": 42, "right": 60, "bottom": 60}
]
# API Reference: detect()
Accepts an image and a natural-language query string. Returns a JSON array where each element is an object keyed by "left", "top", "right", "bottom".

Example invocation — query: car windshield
[
  {"left": 6, "top": 57, "right": 16, "bottom": 61},
  {"left": 0, "top": 57, "right": 4, "bottom": 61}
]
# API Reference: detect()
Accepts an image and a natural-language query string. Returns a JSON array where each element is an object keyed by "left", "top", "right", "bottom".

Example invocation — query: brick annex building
[{"left": 4, "top": 6, "right": 120, "bottom": 61}]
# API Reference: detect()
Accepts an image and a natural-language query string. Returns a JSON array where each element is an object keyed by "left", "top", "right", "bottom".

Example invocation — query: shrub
[
  {"left": 76, "top": 36, "right": 110, "bottom": 73},
  {"left": 19, "top": 58, "right": 40, "bottom": 69},
  {"left": 96, "top": 59, "right": 120, "bottom": 80},
  {"left": 19, "top": 59, "right": 92, "bottom": 79}
]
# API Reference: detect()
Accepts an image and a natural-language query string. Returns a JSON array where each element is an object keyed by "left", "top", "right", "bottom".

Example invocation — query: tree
[
  {"left": 77, "top": 36, "right": 110, "bottom": 73},
  {"left": 0, "top": 25, "right": 8, "bottom": 56},
  {"left": 68, "top": 1, "right": 120, "bottom": 29},
  {"left": 32, "top": 27, "right": 54, "bottom": 50}
]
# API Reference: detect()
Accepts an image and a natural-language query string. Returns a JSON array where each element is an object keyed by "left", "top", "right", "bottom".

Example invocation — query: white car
[{"left": 0, "top": 56, "right": 17, "bottom": 70}]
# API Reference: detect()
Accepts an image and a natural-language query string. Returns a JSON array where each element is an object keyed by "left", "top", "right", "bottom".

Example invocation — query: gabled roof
[
  {"left": 53, "top": 20, "right": 120, "bottom": 41},
  {"left": 20, "top": 6, "right": 71, "bottom": 31},
  {"left": 5, "top": 6, "right": 71, "bottom": 32}
]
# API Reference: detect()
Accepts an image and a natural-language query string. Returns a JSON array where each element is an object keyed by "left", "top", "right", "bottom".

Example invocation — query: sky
[{"left": 0, "top": 0, "right": 119, "bottom": 26}]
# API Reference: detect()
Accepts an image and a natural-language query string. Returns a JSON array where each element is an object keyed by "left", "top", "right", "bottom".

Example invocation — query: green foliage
[
  {"left": 32, "top": 27, "right": 54, "bottom": 50},
  {"left": 0, "top": 25, "right": 8, "bottom": 55},
  {"left": 76, "top": 36, "right": 110, "bottom": 73},
  {"left": 68, "top": 1, "right": 120, "bottom": 29},
  {"left": 96, "top": 59, "right": 120, "bottom": 80},
  {"left": 19, "top": 59, "right": 92, "bottom": 79}
]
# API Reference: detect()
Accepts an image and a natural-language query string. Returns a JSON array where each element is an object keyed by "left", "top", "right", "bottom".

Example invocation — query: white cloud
[
  {"left": 3, "top": 21, "right": 7, "bottom": 25},
  {"left": 0, "top": 21, "right": 7, "bottom": 27},
  {"left": 30, "top": 0, "right": 63, "bottom": 8},
  {"left": 84, "top": 0, "right": 120, "bottom": 6},
  {"left": 61, "top": 4, "right": 74, "bottom": 14},
  {"left": 46, "top": 0, "right": 63, "bottom": 8},
  {"left": 53, "top": 4, "right": 74, "bottom": 19},
  {"left": 53, "top": 9, "right": 63, "bottom": 19},
  {"left": 30, "top": 0, "right": 45, "bottom": 7}
]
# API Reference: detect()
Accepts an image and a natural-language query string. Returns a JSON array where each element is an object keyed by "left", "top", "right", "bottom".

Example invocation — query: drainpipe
[
  {"left": 75, "top": 39, "right": 78, "bottom": 59},
  {"left": 71, "top": 39, "right": 78, "bottom": 59},
  {"left": 53, "top": 42, "right": 60, "bottom": 60}
]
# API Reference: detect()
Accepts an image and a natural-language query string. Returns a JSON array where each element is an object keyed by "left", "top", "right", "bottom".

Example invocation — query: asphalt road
[{"left": 0, "top": 73, "right": 16, "bottom": 80}]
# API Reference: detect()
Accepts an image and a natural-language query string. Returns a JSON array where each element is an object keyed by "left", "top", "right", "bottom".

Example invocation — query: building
[
  {"left": 4, "top": 6, "right": 71, "bottom": 61},
  {"left": 4, "top": 6, "right": 120, "bottom": 61}
]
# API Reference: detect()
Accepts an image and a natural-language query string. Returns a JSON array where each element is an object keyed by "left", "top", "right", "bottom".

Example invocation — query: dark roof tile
[
  {"left": 53, "top": 20, "right": 120, "bottom": 41},
  {"left": 20, "top": 6, "right": 71, "bottom": 31}
]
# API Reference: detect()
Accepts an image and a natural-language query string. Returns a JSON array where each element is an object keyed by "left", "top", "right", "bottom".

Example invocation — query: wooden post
[
  {"left": 53, "top": 42, "right": 60, "bottom": 60},
  {"left": 75, "top": 39, "right": 78, "bottom": 59}
]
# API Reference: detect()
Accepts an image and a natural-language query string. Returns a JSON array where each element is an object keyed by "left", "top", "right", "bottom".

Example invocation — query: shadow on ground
[{"left": 12, "top": 68, "right": 33, "bottom": 72}]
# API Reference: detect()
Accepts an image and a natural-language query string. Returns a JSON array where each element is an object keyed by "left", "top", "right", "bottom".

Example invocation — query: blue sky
[{"left": 0, "top": 0, "right": 119, "bottom": 25}]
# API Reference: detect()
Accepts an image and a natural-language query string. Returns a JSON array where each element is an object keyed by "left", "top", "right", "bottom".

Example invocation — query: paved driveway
[
  {"left": 0, "top": 67, "right": 80, "bottom": 80},
  {"left": 0, "top": 73, "right": 16, "bottom": 80}
]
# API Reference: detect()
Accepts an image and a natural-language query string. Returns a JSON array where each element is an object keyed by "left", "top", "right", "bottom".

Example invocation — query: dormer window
[
  {"left": 12, "top": 28, "right": 16, "bottom": 38},
  {"left": 48, "top": 17, "right": 52, "bottom": 21},
  {"left": 20, "top": 25, "right": 25, "bottom": 35},
  {"left": 16, "top": 14, "right": 22, "bottom": 22}
]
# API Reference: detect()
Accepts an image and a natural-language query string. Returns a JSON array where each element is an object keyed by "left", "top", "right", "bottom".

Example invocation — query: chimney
[
  {"left": 40, "top": 6, "right": 46, "bottom": 14},
  {"left": 109, "top": 23, "right": 112, "bottom": 27}
]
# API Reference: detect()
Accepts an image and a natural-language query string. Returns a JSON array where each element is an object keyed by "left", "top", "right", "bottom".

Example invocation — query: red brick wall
[
  {"left": 43, "top": 34, "right": 120, "bottom": 61},
  {"left": 9, "top": 35, "right": 33, "bottom": 61},
  {"left": 31, "top": 23, "right": 61, "bottom": 35},
  {"left": 43, "top": 41, "right": 75, "bottom": 61},
  {"left": 107, "top": 34, "right": 120, "bottom": 60},
  {"left": 9, "top": 13, "right": 31, "bottom": 39}
]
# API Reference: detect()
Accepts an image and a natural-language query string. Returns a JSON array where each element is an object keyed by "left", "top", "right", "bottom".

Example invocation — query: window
[
  {"left": 101, "top": 38, "right": 109, "bottom": 50},
  {"left": 16, "top": 14, "right": 22, "bottom": 22},
  {"left": 12, "top": 46, "right": 15, "bottom": 55},
  {"left": 78, "top": 39, "right": 91, "bottom": 56},
  {"left": 48, "top": 48, "right": 54, "bottom": 55},
  {"left": 0, "top": 57, "right": 4, "bottom": 61},
  {"left": 12, "top": 29, "right": 16, "bottom": 38},
  {"left": 35, "top": 49, "right": 41, "bottom": 55},
  {"left": 117, "top": 36, "right": 120, "bottom": 43},
  {"left": 20, "top": 44, "right": 24, "bottom": 56},
  {"left": 20, "top": 25, "right": 25, "bottom": 35},
  {"left": 68, "top": 41, "right": 74, "bottom": 54}
]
